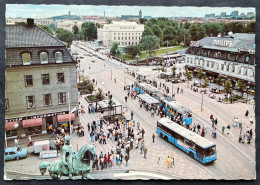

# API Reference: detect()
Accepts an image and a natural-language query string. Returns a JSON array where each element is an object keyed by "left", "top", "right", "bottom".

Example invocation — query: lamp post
[
  {"left": 201, "top": 92, "right": 204, "bottom": 112},
  {"left": 136, "top": 53, "right": 139, "bottom": 71}
]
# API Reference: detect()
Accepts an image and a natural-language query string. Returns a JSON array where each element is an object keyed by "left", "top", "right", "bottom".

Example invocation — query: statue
[{"left": 39, "top": 135, "right": 96, "bottom": 180}]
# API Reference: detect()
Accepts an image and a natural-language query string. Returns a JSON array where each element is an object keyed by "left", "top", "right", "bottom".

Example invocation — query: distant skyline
[{"left": 6, "top": 4, "right": 255, "bottom": 18}]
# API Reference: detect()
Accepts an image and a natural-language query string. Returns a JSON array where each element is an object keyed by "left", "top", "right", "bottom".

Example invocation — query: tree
[
  {"left": 197, "top": 25, "right": 207, "bottom": 40},
  {"left": 56, "top": 29, "right": 74, "bottom": 46},
  {"left": 245, "top": 22, "right": 255, "bottom": 33},
  {"left": 96, "top": 23, "right": 103, "bottom": 29},
  {"left": 140, "top": 35, "right": 158, "bottom": 56},
  {"left": 224, "top": 80, "right": 232, "bottom": 95},
  {"left": 184, "top": 31, "right": 192, "bottom": 46},
  {"left": 39, "top": 25, "right": 54, "bottom": 35},
  {"left": 125, "top": 45, "right": 141, "bottom": 58},
  {"left": 110, "top": 42, "right": 119, "bottom": 56},
  {"left": 106, "top": 19, "right": 112, "bottom": 24},
  {"left": 139, "top": 18, "right": 147, "bottom": 24},
  {"left": 172, "top": 66, "right": 177, "bottom": 79},
  {"left": 151, "top": 25, "right": 163, "bottom": 44},
  {"left": 203, "top": 77, "right": 209, "bottom": 88},
  {"left": 87, "top": 83, "right": 95, "bottom": 95},
  {"left": 185, "top": 69, "right": 192, "bottom": 87},
  {"left": 96, "top": 88, "right": 104, "bottom": 101},
  {"left": 142, "top": 26, "right": 154, "bottom": 36},
  {"left": 237, "top": 80, "right": 246, "bottom": 96},
  {"left": 161, "top": 66, "right": 166, "bottom": 72},
  {"left": 196, "top": 69, "right": 204, "bottom": 85},
  {"left": 162, "top": 26, "right": 175, "bottom": 43},
  {"left": 215, "top": 75, "right": 222, "bottom": 89},
  {"left": 81, "top": 22, "right": 97, "bottom": 40},
  {"left": 72, "top": 25, "right": 79, "bottom": 35},
  {"left": 189, "top": 23, "right": 199, "bottom": 41}
]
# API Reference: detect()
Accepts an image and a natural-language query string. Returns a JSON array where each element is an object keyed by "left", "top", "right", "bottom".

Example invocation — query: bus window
[
  {"left": 204, "top": 146, "right": 216, "bottom": 157},
  {"left": 188, "top": 113, "right": 192, "bottom": 118},
  {"left": 195, "top": 145, "right": 205, "bottom": 160},
  {"left": 184, "top": 139, "right": 195, "bottom": 149}
]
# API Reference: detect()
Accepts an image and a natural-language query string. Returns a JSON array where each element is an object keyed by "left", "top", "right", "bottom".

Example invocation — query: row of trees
[{"left": 140, "top": 17, "right": 255, "bottom": 47}]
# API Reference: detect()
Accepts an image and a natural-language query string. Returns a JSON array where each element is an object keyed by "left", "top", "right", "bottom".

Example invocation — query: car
[{"left": 5, "top": 147, "right": 28, "bottom": 161}]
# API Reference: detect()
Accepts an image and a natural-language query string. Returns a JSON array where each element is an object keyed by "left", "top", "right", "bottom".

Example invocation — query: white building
[
  {"left": 97, "top": 21, "right": 144, "bottom": 48},
  {"left": 6, "top": 18, "right": 53, "bottom": 26},
  {"left": 185, "top": 33, "right": 255, "bottom": 84}
]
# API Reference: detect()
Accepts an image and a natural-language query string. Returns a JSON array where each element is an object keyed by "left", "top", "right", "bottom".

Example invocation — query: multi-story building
[
  {"left": 185, "top": 33, "right": 255, "bottom": 86},
  {"left": 97, "top": 21, "right": 144, "bottom": 48},
  {"left": 231, "top": 11, "right": 239, "bottom": 18},
  {"left": 5, "top": 19, "right": 79, "bottom": 138},
  {"left": 220, "top": 12, "right": 227, "bottom": 17},
  {"left": 6, "top": 18, "right": 53, "bottom": 26}
]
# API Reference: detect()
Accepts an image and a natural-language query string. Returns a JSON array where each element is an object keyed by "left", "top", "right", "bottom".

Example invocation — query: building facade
[
  {"left": 5, "top": 19, "right": 79, "bottom": 138},
  {"left": 97, "top": 21, "right": 144, "bottom": 48},
  {"left": 185, "top": 33, "right": 255, "bottom": 86}
]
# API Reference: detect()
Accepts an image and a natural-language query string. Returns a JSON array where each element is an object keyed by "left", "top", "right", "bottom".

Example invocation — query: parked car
[{"left": 5, "top": 147, "right": 28, "bottom": 161}]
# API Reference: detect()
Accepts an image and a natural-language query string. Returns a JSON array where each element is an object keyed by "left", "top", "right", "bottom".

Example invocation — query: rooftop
[{"left": 6, "top": 24, "right": 65, "bottom": 48}]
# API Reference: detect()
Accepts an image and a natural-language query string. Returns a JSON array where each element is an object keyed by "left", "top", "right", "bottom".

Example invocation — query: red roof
[
  {"left": 5, "top": 121, "right": 19, "bottom": 130},
  {"left": 22, "top": 118, "right": 43, "bottom": 128},
  {"left": 57, "top": 113, "right": 75, "bottom": 122}
]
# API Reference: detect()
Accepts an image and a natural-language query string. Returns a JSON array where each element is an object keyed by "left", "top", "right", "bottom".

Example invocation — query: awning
[
  {"left": 23, "top": 118, "right": 43, "bottom": 128},
  {"left": 5, "top": 121, "right": 18, "bottom": 131},
  {"left": 57, "top": 113, "right": 75, "bottom": 123}
]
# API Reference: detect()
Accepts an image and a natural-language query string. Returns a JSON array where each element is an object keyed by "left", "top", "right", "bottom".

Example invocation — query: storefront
[
  {"left": 5, "top": 121, "right": 18, "bottom": 137},
  {"left": 57, "top": 113, "right": 75, "bottom": 133},
  {"left": 22, "top": 118, "right": 43, "bottom": 136}
]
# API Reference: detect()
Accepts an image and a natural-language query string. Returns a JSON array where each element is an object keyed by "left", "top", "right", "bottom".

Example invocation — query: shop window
[
  {"left": 42, "top": 74, "right": 50, "bottom": 85},
  {"left": 40, "top": 52, "right": 48, "bottom": 64},
  {"left": 5, "top": 98, "right": 9, "bottom": 112},
  {"left": 58, "top": 92, "right": 66, "bottom": 105},
  {"left": 227, "top": 54, "right": 231, "bottom": 60},
  {"left": 26, "top": 96, "right": 35, "bottom": 108},
  {"left": 237, "top": 67, "right": 241, "bottom": 74},
  {"left": 43, "top": 94, "right": 52, "bottom": 106},
  {"left": 55, "top": 51, "right": 63, "bottom": 63},
  {"left": 22, "top": 53, "right": 31, "bottom": 65},
  {"left": 218, "top": 52, "right": 222, "bottom": 58},
  {"left": 26, "top": 126, "right": 42, "bottom": 136},
  {"left": 214, "top": 52, "right": 218, "bottom": 58},
  {"left": 6, "top": 129, "right": 17, "bottom": 137},
  {"left": 207, "top": 51, "right": 211, "bottom": 57},
  {"left": 24, "top": 75, "right": 33, "bottom": 87},
  {"left": 243, "top": 68, "right": 248, "bottom": 76}
]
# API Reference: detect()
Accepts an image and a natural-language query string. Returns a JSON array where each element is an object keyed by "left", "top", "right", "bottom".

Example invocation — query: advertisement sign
[
  {"left": 40, "top": 150, "right": 58, "bottom": 159},
  {"left": 177, "top": 140, "right": 189, "bottom": 150}
]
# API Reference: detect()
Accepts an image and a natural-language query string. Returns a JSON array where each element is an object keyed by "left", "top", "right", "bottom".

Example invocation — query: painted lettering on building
[{"left": 213, "top": 40, "right": 233, "bottom": 47}]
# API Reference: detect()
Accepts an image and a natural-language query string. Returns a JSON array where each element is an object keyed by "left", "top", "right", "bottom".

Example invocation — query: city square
[{"left": 4, "top": 4, "right": 256, "bottom": 180}]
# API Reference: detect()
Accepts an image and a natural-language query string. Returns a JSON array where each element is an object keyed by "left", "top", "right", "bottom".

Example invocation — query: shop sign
[
  {"left": 6, "top": 111, "right": 69, "bottom": 123},
  {"left": 213, "top": 40, "right": 233, "bottom": 47}
]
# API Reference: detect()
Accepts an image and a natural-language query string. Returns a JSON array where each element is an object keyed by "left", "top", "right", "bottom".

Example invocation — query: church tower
[{"left": 139, "top": 10, "right": 142, "bottom": 19}]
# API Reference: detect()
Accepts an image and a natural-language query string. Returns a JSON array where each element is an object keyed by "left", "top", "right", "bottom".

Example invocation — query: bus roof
[
  {"left": 158, "top": 118, "right": 215, "bottom": 149},
  {"left": 166, "top": 101, "right": 192, "bottom": 114},
  {"left": 138, "top": 83, "right": 159, "bottom": 93},
  {"left": 137, "top": 93, "right": 159, "bottom": 104}
]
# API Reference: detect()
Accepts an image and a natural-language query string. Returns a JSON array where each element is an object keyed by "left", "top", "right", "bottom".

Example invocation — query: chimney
[{"left": 27, "top": 18, "right": 34, "bottom": 27}]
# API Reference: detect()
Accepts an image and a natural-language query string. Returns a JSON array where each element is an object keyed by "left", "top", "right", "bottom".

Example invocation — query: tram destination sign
[
  {"left": 213, "top": 40, "right": 233, "bottom": 47},
  {"left": 5, "top": 111, "right": 69, "bottom": 122}
]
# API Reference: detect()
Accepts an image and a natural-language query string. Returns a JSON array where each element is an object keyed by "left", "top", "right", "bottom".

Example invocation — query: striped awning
[
  {"left": 57, "top": 113, "right": 75, "bottom": 122},
  {"left": 5, "top": 121, "right": 19, "bottom": 130},
  {"left": 23, "top": 118, "right": 43, "bottom": 128}
]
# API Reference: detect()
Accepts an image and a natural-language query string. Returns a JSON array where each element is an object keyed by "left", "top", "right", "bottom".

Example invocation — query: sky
[{"left": 6, "top": 4, "right": 255, "bottom": 18}]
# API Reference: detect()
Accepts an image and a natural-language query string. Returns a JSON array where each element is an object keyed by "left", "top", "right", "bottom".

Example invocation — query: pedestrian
[
  {"left": 131, "top": 111, "right": 134, "bottom": 120},
  {"left": 170, "top": 153, "right": 174, "bottom": 168},
  {"left": 250, "top": 116, "right": 254, "bottom": 125},
  {"left": 141, "top": 128, "right": 145, "bottom": 138},
  {"left": 239, "top": 132, "right": 243, "bottom": 143},
  {"left": 125, "top": 154, "right": 129, "bottom": 166},
  {"left": 222, "top": 125, "right": 225, "bottom": 134},
  {"left": 87, "top": 123, "right": 90, "bottom": 131},
  {"left": 143, "top": 147, "right": 147, "bottom": 159},
  {"left": 14, "top": 139, "right": 19, "bottom": 148},
  {"left": 27, "top": 135, "right": 33, "bottom": 147},
  {"left": 210, "top": 114, "right": 213, "bottom": 121},
  {"left": 235, "top": 117, "right": 238, "bottom": 127},
  {"left": 137, "top": 121, "right": 140, "bottom": 130},
  {"left": 125, "top": 96, "right": 127, "bottom": 102},
  {"left": 152, "top": 133, "right": 155, "bottom": 143},
  {"left": 226, "top": 125, "right": 230, "bottom": 135},
  {"left": 215, "top": 118, "right": 218, "bottom": 125},
  {"left": 197, "top": 124, "right": 201, "bottom": 134},
  {"left": 166, "top": 156, "right": 170, "bottom": 168},
  {"left": 157, "top": 157, "right": 160, "bottom": 166},
  {"left": 201, "top": 127, "right": 205, "bottom": 137},
  {"left": 245, "top": 109, "right": 249, "bottom": 117}
]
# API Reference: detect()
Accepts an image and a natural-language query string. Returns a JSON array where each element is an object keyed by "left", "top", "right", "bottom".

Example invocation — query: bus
[
  {"left": 134, "top": 82, "right": 159, "bottom": 96},
  {"left": 156, "top": 118, "right": 217, "bottom": 164},
  {"left": 155, "top": 94, "right": 192, "bottom": 125}
]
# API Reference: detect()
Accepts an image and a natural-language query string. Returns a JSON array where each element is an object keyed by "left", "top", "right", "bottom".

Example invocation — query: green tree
[
  {"left": 39, "top": 25, "right": 54, "bottom": 35},
  {"left": 185, "top": 69, "right": 192, "bottom": 87},
  {"left": 140, "top": 35, "right": 159, "bottom": 56},
  {"left": 110, "top": 42, "right": 119, "bottom": 56},
  {"left": 203, "top": 77, "right": 209, "bottom": 88},
  {"left": 237, "top": 79, "right": 246, "bottom": 96},
  {"left": 96, "top": 88, "right": 104, "bottom": 101},
  {"left": 151, "top": 25, "right": 163, "bottom": 45},
  {"left": 162, "top": 26, "right": 176, "bottom": 44},
  {"left": 184, "top": 31, "right": 192, "bottom": 46},
  {"left": 96, "top": 23, "right": 103, "bottom": 28},
  {"left": 87, "top": 83, "right": 95, "bottom": 95},
  {"left": 215, "top": 75, "right": 222, "bottom": 89},
  {"left": 106, "top": 19, "right": 112, "bottom": 24},
  {"left": 224, "top": 80, "right": 232, "bottom": 95},
  {"left": 125, "top": 45, "right": 141, "bottom": 58},
  {"left": 55, "top": 28, "right": 64, "bottom": 34},
  {"left": 81, "top": 22, "right": 97, "bottom": 40},
  {"left": 139, "top": 18, "right": 147, "bottom": 24},
  {"left": 189, "top": 23, "right": 199, "bottom": 41},
  {"left": 197, "top": 25, "right": 207, "bottom": 40},
  {"left": 72, "top": 25, "right": 79, "bottom": 35},
  {"left": 196, "top": 69, "right": 204, "bottom": 85},
  {"left": 161, "top": 66, "right": 166, "bottom": 72},
  {"left": 245, "top": 22, "right": 255, "bottom": 33},
  {"left": 142, "top": 26, "right": 154, "bottom": 36},
  {"left": 183, "top": 22, "right": 191, "bottom": 29},
  {"left": 172, "top": 66, "right": 177, "bottom": 79},
  {"left": 56, "top": 29, "right": 74, "bottom": 46}
]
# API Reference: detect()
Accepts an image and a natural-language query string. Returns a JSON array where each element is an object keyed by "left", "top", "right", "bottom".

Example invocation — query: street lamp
[
  {"left": 136, "top": 53, "right": 139, "bottom": 71},
  {"left": 201, "top": 92, "right": 204, "bottom": 112}
]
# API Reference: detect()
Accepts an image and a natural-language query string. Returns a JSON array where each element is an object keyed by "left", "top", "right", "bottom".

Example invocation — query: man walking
[
  {"left": 125, "top": 96, "right": 128, "bottom": 102},
  {"left": 27, "top": 135, "right": 33, "bottom": 147},
  {"left": 131, "top": 111, "right": 134, "bottom": 120},
  {"left": 142, "top": 128, "right": 145, "bottom": 138},
  {"left": 152, "top": 133, "right": 155, "bottom": 143},
  {"left": 125, "top": 154, "right": 129, "bottom": 166},
  {"left": 166, "top": 156, "right": 170, "bottom": 168},
  {"left": 170, "top": 153, "right": 174, "bottom": 167},
  {"left": 222, "top": 125, "right": 225, "bottom": 134},
  {"left": 143, "top": 147, "right": 147, "bottom": 159}
]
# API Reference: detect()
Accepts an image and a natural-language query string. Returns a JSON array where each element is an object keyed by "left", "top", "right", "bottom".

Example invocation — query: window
[
  {"left": 206, "top": 61, "right": 209, "bottom": 67},
  {"left": 132, "top": 37, "right": 134, "bottom": 40},
  {"left": 5, "top": 98, "right": 9, "bottom": 112},
  {"left": 57, "top": 73, "right": 65, "bottom": 83},
  {"left": 237, "top": 67, "right": 241, "bottom": 74},
  {"left": 132, "top": 42, "right": 134, "bottom": 45},
  {"left": 58, "top": 92, "right": 66, "bottom": 105},
  {"left": 129, "top": 42, "right": 130, "bottom": 45},
  {"left": 243, "top": 68, "right": 248, "bottom": 76},
  {"left": 24, "top": 75, "right": 33, "bottom": 87},
  {"left": 190, "top": 58, "right": 193, "bottom": 64},
  {"left": 245, "top": 55, "right": 250, "bottom": 63},
  {"left": 55, "top": 52, "right": 63, "bottom": 63},
  {"left": 22, "top": 53, "right": 31, "bottom": 65},
  {"left": 114, "top": 33, "right": 116, "bottom": 35},
  {"left": 43, "top": 94, "right": 52, "bottom": 106},
  {"left": 118, "top": 33, "right": 120, "bottom": 35},
  {"left": 232, "top": 66, "right": 235, "bottom": 73},
  {"left": 132, "top": 33, "right": 134, "bottom": 35},
  {"left": 250, "top": 69, "right": 254, "bottom": 77},
  {"left": 221, "top": 64, "right": 224, "bottom": 71},
  {"left": 26, "top": 96, "right": 35, "bottom": 108},
  {"left": 215, "top": 63, "right": 219, "bottom": 70},
  {"left": 125, "top": 37, "right": 127, "bottom": 40},
  {"left": 40, "top": 52, "right": 48, "bottom": 64},
  {"left": 207, "top": 51, "right": 211, "bottom": 57},
  {"left": 42, "top": 74, "right": 50, "bottom": 85},
  {"left": 202, "top": 60, "right": 204, "bottom": 66},
  {"left": 125, "top": 42, "right": 127, "bottom": 45},
  {"left": 214, "top": 52, "right": 218, "bottom": 58},
  {"left": 236, "top": 55, "right": 240, "bottom": 61},
  {"left": 218, "top": 52, "right": 222, "bottom": 58},
  {"left": 228, "top": 54, "right": 231, "bottom": 60},
  {"left": 122, "top": 37, "right": 123, "bottom": 40},
  {"left": 129, "top": 37, "right": 130, "bottom": 40},
  {"left": 118, "top": 37, "right": 120, "bottom": 40},
  {"left": 226, "top": 65, "right": 229, "bottom": 72},
  {"left": 211, "top": 62, "right": 214, "bottom": 68}
]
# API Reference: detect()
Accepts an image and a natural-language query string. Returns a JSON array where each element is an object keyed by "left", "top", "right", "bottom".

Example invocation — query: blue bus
[
  {"left": 155, "top": 94, "right": 192, "bottom": 125},
  {"left": 156, "top": 118, "right": 217, "bottom": 164},
  {"left": 134, "top": 82, "right": 159, "bottom": 96}
]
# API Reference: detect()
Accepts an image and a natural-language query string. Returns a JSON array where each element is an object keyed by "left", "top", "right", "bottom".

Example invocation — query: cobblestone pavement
[{"left": 5, "top": 43, "right": 256, "bottom": 180}]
